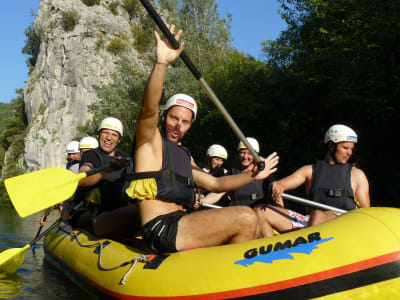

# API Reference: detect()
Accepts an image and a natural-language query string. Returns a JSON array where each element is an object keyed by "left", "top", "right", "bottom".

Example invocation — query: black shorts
[{"left": 141, "top": 210, "right": 187, "bottom": 254}]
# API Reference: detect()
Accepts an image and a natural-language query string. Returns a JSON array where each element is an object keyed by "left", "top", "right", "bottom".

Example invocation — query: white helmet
[
  {"left": 98, "top": 117, "right": 123, "bottom": 137},
  {"left": 237, "top": 137, "right": 260, "bottom": 153},
  {"left": 324, "top": 124, "right": 358, "bottom": 144},
  {"left": 207, "top": 144, "right": 228, "bottom": 160},
  {"left": 79, "top": 136, "right": 99, "bottom": 149},
  {"left": 66, "top": 141, "right": 80, "bottom": 153},
  {"left": 164, "top": 93, "right": 197, "bottom": 121}
]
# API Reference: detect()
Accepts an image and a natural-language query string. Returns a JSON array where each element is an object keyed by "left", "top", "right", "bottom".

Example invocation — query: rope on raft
[{"left": 59, "top": 226, "right": 152, "bottom": 285}]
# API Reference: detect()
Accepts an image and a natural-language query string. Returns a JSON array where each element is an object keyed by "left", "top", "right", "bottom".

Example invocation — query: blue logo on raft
[{"left": 235, "top": 232, "right": 334, "bottom": 267}]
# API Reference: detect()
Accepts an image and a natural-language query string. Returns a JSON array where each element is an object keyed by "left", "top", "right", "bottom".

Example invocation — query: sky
[{"left": 0, "top": 0, "right": 286, "bottom": 103}]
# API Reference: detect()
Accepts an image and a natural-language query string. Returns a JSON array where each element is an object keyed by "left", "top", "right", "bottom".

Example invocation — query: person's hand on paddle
[
  {"left": 193, "top": 193, "right": 204, "bottom": 210},
  {"left": 39, "top": 215, "right": 47, "bottom": 226},
  {"left": 111, "top": 156, "right": 129, "bottom": 170},
  {"left": 252, "top": 152, "right": 279, "bottom": 181},
  {"left": 154, "top": 24, "right": 184, "bottom": 66}
]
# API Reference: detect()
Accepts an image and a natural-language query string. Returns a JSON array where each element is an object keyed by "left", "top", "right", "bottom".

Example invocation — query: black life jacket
[
  {"left": 229, "top": 168, "right": 266, "bottom": 207},
  {"left": 309, "top": 160, "right": 357, "bottom": 211},
  {"left": 130, "top": 136, "right": 195, "bottom": 209},
  {"left": 75, "top": 149, "right": 132, "bottom": 211}
]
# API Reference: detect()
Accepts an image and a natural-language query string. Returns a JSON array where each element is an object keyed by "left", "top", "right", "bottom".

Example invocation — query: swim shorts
[
  {"left": 141, "top": 210, "right": 187, "bottom": 254},
  {"left": 288, "top": 209, "right": 310, "bottom": 230}
]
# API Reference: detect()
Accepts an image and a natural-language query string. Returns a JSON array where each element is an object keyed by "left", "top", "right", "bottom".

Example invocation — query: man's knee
[{"left": 236, "top": 206, "right": 258, "bottom": 227}]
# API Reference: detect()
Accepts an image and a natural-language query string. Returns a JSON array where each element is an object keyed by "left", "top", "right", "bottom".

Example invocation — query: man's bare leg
[
  {"left": 254, "top": 205, "right": 294, "bottom": 237},
  {"left": 309, "top": 210, "right": 337, "bottom": 226},
  {"left": 176, "top": 206, "right": 258, "bottom": 251}
]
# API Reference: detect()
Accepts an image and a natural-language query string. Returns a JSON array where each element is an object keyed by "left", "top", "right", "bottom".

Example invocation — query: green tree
[{"left": 0, "top": 89, "right": 28, "bottom": 205}]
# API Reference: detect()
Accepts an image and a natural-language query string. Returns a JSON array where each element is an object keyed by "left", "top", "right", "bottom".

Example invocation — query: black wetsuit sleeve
[{"left": 79, "top": 150, "right": 101, "bottom": 169}]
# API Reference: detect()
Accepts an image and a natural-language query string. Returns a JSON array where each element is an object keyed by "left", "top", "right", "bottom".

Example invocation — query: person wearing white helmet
[
  {"left": 228, "top": 138, "right": 274, "bottom": 207},
  {"left": 200, "top": 144, "right": 229, "bottom": 207},
  {"left": 254, "top": 124, "right": 370, "bottom": 237},
  {"left": 66, "top": 141, "right": 81, "bottom": 173},
  {"left": 79, "top": 136, "right": 99, "bottom": 154},
  {"left": 203, "top": 144, "right": 228, "bottom": 175},
  {"left": 62, "top": 117, "right": 140, "bottom": 237},
  {"left": 125, "top": 25, "right": 279, "bottom": 254}
]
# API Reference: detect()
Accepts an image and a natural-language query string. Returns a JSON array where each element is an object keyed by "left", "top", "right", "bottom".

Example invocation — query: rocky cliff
[{"left": 23, "top": 0, "right": 149, "bottom": 170}]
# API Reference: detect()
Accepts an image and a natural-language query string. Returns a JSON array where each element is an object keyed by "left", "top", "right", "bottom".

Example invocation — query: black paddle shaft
[
  {"left": 139, "top": 0, "right": 265, "bottom": 171},
  {"left": 139, "top": 0, "right": 201, "bottom": 80},
  {"left": 30, "top": 202, "right": 84, "bottom": 246}
]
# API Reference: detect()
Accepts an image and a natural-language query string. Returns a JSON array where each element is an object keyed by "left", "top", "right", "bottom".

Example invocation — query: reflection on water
[{"left": 0, "top": 207, "right": 91, "bottom": 299}]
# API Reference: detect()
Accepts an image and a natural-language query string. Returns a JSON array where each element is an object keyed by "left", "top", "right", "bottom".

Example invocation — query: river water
[{"left": 0, "top": 207, "right": 93, "bottom": 299}]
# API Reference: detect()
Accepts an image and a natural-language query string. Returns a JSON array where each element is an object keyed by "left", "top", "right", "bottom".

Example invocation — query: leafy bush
[
  {"left": 61, "top": 10, "right": 80, "bottom": 32},
  {"left": 106, "top": 38, "right": 127, "bottom": 55},
  {"left": 38, "top": 103, "right": 46, "bottom": 115},
  {"left": 131, "top": 20, "right": 153, "bottom": 53},
  {"left": 108, "top": 1, "right": 119, "bottom": 15},
  {"left": 122, "top": 0, "right": 140, "bottom": 20},
  {"left": 81, "top": 0, "right": 100, "bottom": 6}
]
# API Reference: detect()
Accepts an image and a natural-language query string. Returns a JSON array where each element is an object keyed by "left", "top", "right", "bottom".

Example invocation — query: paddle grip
[{"left": 140, "top": 0, "right": 202, "bottom": 80}]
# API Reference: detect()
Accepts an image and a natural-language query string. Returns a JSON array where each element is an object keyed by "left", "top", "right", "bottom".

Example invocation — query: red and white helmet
[
  {"left": 207, "top": 144, "right": 228, "bottom": 160},
  {"left": 66, "top": 141, "right": 80, "bottom": 153},
  {"left": 324, "top": 124, "right": 358, "bottom": 144},
  {"left": 79, "top": 136, "right": 99, "bottom": 150},
  {"left": 164, "top": 93, "right": 197, "bottom": 121},
  {"left": 98, "top": 117, "right": 123, "bottom": 137},
  {"left": 237, "top": 137, "right": 260, "bottom": 153}
]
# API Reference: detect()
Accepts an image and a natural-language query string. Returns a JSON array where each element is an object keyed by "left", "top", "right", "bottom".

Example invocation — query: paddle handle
[
  {"left": 202, "top": 194, "right": 347, "bottom": 214},
  {"left": 29, "top": 202, "right": 84, "bottom": 245},
  {"left": 201, "top": 202, "right": 223, "bottom": 209},
  {"left": 282, "top": 193, "right": 347, "bottom": 214},
  {"left": 139, "top": 0, "right": 264, "bottom": 170}
]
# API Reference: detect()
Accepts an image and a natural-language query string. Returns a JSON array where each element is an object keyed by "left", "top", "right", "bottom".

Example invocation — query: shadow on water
[{"left": 0, "top": 208, "right": 95, "bottom": 299}]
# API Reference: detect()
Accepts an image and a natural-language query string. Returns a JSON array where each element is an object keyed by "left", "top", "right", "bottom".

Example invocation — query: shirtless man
[{"left": 125, "top": 25, "right": 279, "bottom": 253}]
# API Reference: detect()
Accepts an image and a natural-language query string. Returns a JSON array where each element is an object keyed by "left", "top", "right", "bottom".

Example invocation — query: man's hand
[
  {"left": 271, "top": 181, "right": 284, "bottom": 207},
  {"left": 154, "top": 24, "right": 184, "bottom": 66},
  {"left": 111, "top": 156, "right": 129, "bottom": 170},
  {"left": 253, "top": 152, "right": 279, "bottom": 180}
]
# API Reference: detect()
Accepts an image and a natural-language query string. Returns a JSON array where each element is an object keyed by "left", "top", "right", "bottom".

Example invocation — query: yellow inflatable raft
[{"left": 44, "top": 207, "right": 400, "bottom": 299}]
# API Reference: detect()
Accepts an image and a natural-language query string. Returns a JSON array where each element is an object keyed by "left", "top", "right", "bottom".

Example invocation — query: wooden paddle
[
  {"left": 0, "top": 202, "right": 84, "bottom": 275},
  {"left": 4, "top": 162, "right": 116, "bottom": 218}
]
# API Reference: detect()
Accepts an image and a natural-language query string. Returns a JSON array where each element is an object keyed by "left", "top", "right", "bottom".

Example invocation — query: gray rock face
[{"left": 23, "top": 0, "right": 143, "bottom": 170}]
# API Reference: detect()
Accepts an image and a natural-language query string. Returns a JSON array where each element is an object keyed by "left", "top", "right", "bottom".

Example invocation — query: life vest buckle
[{"left": 328, "top": 188, "right": 344, "bottom": 197}]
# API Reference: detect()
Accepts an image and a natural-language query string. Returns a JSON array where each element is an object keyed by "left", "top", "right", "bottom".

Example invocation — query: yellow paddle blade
[
  {"left": 0, "top": 244, "right": 30, "bottom": 274},
  {"left": 5, "top": 168, "right": 87, "bottom": 218}
]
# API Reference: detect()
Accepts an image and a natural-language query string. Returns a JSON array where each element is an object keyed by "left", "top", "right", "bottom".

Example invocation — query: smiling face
[
  {"left": 98, "top": 128, "right": 121, "bottom": 155},
  {"left": 332, "top": 141, "right": 355, "bottom": 164},
  {"left": 164, "top": 106, "right": 193, "bottom": 144},
  {"left": 210, "top": 157, "right": 225, "bottom": 170},
  {"left": 239, "top": 149, "right": 255, "bottom": 169},
  {"left": 67, "top": 152, "right": 81, "bottom": 161}
]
